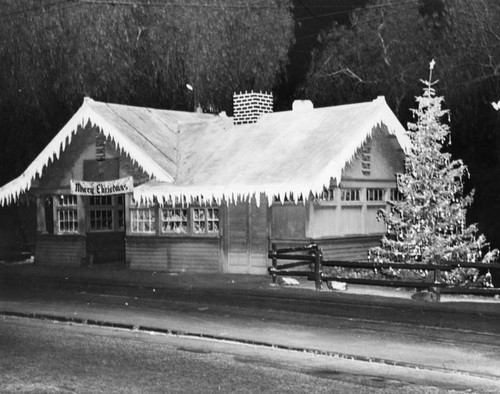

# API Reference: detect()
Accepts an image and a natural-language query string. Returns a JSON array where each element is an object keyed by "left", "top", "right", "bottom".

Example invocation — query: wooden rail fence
[{"left": 268, "top": 243, "right": 500, "bottom": 301}]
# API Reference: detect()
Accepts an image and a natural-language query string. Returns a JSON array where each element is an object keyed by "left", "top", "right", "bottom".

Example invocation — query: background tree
[
  {"left": 300, "top": 0, "right": 500, "bottom": 247},
  {"left": 370, "top": 62, "right": 497, "bottom": 285},
  {"left": 0, "top": 0, "right": 294, "bottom": 185}
]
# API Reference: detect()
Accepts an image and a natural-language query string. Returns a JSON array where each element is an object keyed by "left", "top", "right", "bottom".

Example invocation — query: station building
[{"left": 0, "top": 93, "right": 408, "bottom": 274}]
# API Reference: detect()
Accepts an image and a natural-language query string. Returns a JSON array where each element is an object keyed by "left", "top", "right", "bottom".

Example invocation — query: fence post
[
  {"left": 271, "top": 243, "right": 277, "bottom": 284},
  {"left": 433, "top": 268, "right": 441, "bottom": 302},
  {"left": 314, "top": 245, "right": 323, "bottom": 290}
]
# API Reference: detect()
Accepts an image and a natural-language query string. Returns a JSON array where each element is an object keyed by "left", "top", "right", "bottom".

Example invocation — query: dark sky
[{"left": 275, "top": 0, "right": 368, "bottom": 109}]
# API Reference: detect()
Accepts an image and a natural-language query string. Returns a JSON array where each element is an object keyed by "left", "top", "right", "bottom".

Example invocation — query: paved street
[
  {"left": 4, "top": 316, "right": 492, "bottom": 394},
  {"left": 1, "top": 264, "right": 500, "bottom": 392}
]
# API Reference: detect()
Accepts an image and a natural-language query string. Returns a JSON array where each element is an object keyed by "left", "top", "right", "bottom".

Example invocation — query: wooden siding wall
[
  {"left": 338, "top": 206, "right": 363, "bottom": 235},
  {"left": 0, "top": 204, "right": 36, "bottom": 257},
  {"left": 303, "top": 127, "right": 404, "bottom": 239},
  {"left": 271, "top": 204, "right": 306, "bottom": 239},
  {"left": 307, "top": 185, "right": 393, "bottom": 238},
  {"left": 271, "top": 235, "right": 382, "bottom": 263},
  {"left": 35, "top": 235, "right": 85, "bottom": 267},
  {"left": 250, "top": 198, "right": 269, "bottom": 272},
  {"left": 273, "top": 129, "right": 402, "bottom": 241},
  {"left": 35, "top": 124, "right": 149, "bottom": 192},
  {"left": 317, "top": 235, "right": 382, "bottom": 262},
  {"left": 342, "top": 126, "right": 405, "bottom": 180},
  {"left": 365, "top": 205, "right": 386, "bottom": 234},
  {"left": 117, "top": 144, "right": 150, "bottom": 184},
  {"left": 83, "top": 158, "right": 119, "bottom": 181},
  {"left": 126, "top": 236, "right": 220, "bottom": 273},
  {"left": 32, "top": 124, "right": 152, "bottom": 268},
  {"left": 86, "top": 232, "right": 125, "bottom": 264},
  {"left": 225, "top": 195, "right": 269, "bottom": 274},
  {"left": 272, "top": 191, "right": 389, "bottom": 239},
  {"left": 35, "top": 125, "right": 99, "bottom": 191}
]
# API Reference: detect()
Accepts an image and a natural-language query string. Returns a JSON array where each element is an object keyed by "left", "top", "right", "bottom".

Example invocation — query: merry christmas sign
[{"left": 70, "top": 176, "right": 133, "bottom": 196}]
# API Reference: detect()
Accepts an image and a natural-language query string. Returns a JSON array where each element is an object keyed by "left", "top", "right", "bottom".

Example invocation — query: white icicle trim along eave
[
  {"left": 0, "top": 96, "right": 409, "bottom": 208},
  {"left": 316, "top": 100, "right": 411, "bottom": 192},
  {"left": 132, "top": 98, "right": 410, "bottom": 208},
  {"left": 0, "top": 98, "right": 174, "bottom": 206},
  {"left": 132, "top": 182, "right": 322, "bottom": 208}
]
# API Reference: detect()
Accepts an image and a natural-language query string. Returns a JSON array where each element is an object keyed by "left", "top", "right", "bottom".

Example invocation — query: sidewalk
[{"left": 1, "top": 261, "right": 500, "bottom": 313}]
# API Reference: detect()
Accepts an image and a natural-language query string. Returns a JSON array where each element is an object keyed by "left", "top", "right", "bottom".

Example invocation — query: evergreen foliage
[
  {"left": 0, "top": 0, "right": 294, "bottom": 184},
  {"left": 301, "top": 0, "right": 500, "bottom": 248},
  {"left": 370, "top": 61, "right": 498, "bottom": 272}
]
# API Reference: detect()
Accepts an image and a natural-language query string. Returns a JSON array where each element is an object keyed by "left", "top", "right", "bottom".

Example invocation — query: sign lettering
[{"left": 70, "top": 177, "right": 134, "bottom": 196}]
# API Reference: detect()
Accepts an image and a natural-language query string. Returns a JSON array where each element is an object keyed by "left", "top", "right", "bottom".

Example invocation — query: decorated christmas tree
[{"left": 370, "top": 61, "right": 498, "bottom": 280}]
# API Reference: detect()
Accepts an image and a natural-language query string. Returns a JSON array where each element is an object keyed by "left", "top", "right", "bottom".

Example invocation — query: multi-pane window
[
  {"left": 58, "top": 195, "right": 78, "bottom": 233},
  {"left": 193, "top": 208, "right": 219, "bottom": 234},
  {"left": 91, "top": 196, "right": 112, "bottom": 205},
  {"left": 340, "top": 188, "right": 360, "bottom": 201},
  {"left": 361, "top": 141, "right": 371, "bottom": 176},
  {"left": 131, "top": 202, "right": 220, "bottom": 236},
  {"left": 162, "top": 208, "right": 188, "bottom": 234},
  {"left": 90, "top": 210, "right": 113, "bottom": 231},
  {"left": 60, "top": 195, "right": 77, "bottom": 206},
  {"left": 131, "top": 204, "right": 156, "bottom": 234},
  {"left": 390, "top": 188, "right": 405, "bottom": 201},
  {"left": 366, "top": 188, "right": 385, "bottom": 202},
  {"left": 89, "top": 196, "right": 113, "bottom": 231}
]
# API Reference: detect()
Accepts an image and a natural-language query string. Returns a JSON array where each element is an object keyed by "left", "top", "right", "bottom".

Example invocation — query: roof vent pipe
[{"left": 292, "top": 100, "right": 314, "bottom": 112}]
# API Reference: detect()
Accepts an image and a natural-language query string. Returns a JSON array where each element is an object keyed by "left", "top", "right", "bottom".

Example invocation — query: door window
[{"left": 87, "top": 195, "right": 125, "bottom": 232}]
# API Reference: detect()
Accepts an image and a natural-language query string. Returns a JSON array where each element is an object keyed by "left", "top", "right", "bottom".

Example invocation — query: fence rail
[{"left": 268, "top": 243, "right": 500, "bottom": 301}]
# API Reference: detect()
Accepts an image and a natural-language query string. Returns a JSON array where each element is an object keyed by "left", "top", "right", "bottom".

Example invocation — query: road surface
[
  {"left": 1, "top": 316, "right": 498, "bottom": 393},
  {"left": 1, "top": 268, "right": 500, "bottom": 392}
]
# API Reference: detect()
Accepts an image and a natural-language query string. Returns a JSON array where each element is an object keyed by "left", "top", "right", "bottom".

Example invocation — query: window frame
[
  {"left": 340, "top": 188, "right": 361, "bottom": 203},
  {"left": 130, "top": 201, "right": 157, "bottom": 235},
  {"left": 130, "top": 202, "right": 221, "bottom": 237},
  {"left": 366, "top": 188, "right": 386, "bottom": 203},
  {"left": 192, "top": 207, "right": 220, "bottom": 235},
  {"left": 161, "top": 207, "right": 188, "bottom": 235},
  {"left": 88, "top": 195, "right": 113, "bottom": 232},
  {"left": 87, "top": 195, "right": 125, "bottom": 233},
  {"left": 56, "top": 194, "right": 79, "bottom": 235},
  {"left": 390, "top": 188, "right": 405, "bottom": 202}
]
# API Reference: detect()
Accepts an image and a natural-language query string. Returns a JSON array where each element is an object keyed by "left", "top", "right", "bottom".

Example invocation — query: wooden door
[
  {"left": 226, "top": 195, "right": 269, "bottom": 274},
  {"left": 83, "top": 158, "right": 125, "bottom": 265},
  {"left": 85, "top": 194, "right": 125, "bottom": 265}
]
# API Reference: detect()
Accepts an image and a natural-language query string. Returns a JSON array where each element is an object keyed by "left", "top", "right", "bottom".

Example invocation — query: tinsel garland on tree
[{"left": 370, "top": 61, "right": 498, "bottom": 270}]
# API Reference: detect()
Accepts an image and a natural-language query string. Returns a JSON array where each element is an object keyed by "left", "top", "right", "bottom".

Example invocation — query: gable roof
[
  {"left": 0, "top": 96, "right": 409, "bottom": 206},
  {"left": 136, "top": 96, "right": 409, "bottom": 205},
  {"left": 0, "top": 98, "right": 214, "bottom": 205}
]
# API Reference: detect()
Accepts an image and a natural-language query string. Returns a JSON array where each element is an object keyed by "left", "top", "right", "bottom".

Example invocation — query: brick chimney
[{"left": 233, "top": 91, "right": 273, "bottom": 125}]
